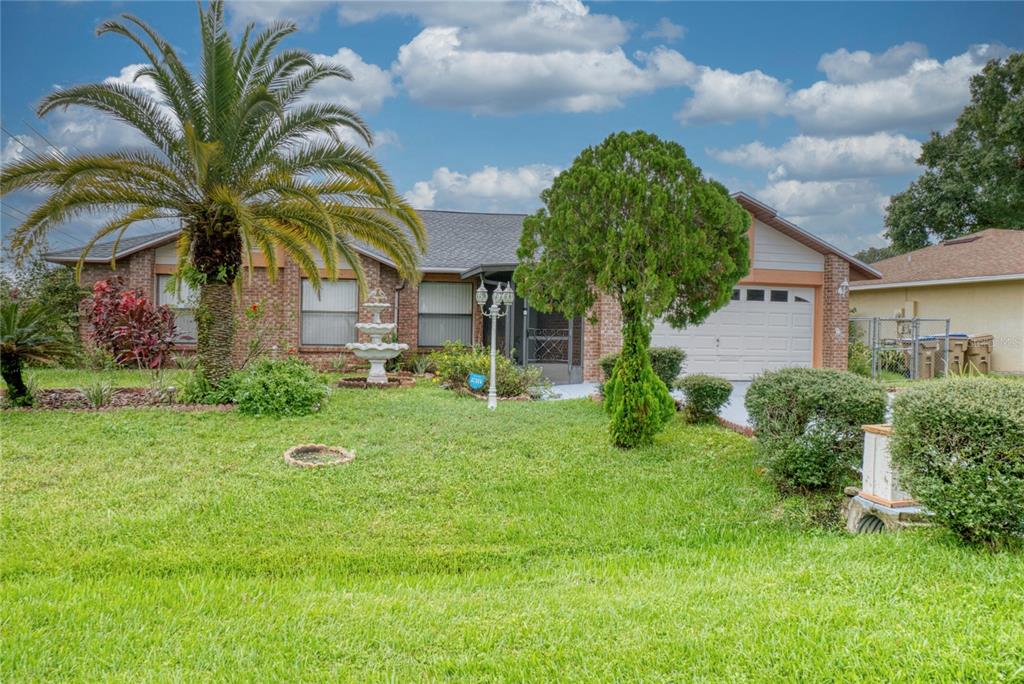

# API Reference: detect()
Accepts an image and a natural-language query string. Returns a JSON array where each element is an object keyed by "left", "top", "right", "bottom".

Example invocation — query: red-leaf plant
[{"left": 86, "top": 278, "right": 177, "bottom": 369}]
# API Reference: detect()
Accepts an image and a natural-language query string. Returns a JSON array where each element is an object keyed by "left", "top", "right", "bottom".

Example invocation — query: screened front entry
[{"left": 481, "top": 278, "right": 583, "bottom": 385}]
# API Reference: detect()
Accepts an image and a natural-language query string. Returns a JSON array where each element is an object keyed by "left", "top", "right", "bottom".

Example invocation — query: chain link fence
[{"left": 849, "top": 317, "right": 957, "bottom": 381}]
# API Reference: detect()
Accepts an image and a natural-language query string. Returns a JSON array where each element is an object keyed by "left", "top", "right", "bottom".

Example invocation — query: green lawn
[{"left": 3, "top": 370, "right": 1023, "bottom": 681}]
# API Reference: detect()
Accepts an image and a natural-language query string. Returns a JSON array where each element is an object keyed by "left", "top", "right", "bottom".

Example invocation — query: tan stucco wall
[{"left": 850, "top": 279, "right": 1024, "bottom": 373}]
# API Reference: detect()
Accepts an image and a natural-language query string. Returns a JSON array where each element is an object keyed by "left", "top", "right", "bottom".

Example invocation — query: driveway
[{"left": 548, "top": 380, "right": 752, "bottom": 427}]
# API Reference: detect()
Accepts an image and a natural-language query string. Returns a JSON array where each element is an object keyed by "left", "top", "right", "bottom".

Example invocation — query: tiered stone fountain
[{"left": 345, "top": 288, "right": 408, "bottom": 384}]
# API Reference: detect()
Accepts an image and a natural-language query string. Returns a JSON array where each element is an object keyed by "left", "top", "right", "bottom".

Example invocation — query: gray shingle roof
[
  {"left": 43, "top": 229, "right": 181, "bottom": 263},
  {"left": 363, "top": 210, "right": 527, "bottom": 271},
  {"left": 43, "top": 211, "right": 528, "bottom": 273}
]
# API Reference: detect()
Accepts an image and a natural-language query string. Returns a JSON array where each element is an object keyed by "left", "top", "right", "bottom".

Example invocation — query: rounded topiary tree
[{"left": 514, "top": 131, "right": 750, "bottom": 447}]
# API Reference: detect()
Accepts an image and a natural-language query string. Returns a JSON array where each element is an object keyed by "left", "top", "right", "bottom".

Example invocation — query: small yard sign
[{"left": 467, "top": 373, "right": 486, "bottom": 391}]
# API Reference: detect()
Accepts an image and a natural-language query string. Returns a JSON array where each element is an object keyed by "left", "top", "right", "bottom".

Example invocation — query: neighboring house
[
  {"left": 850, "top": 229, "right": 1024, "bottom": 374},
  {"left": 44, "top": 193, "right": 878, "bottom": 383}
]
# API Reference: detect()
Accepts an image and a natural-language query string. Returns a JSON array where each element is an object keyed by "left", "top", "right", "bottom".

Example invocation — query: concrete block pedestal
[{"left": 844, "top": 423, "right": 931, "bottom": 533}]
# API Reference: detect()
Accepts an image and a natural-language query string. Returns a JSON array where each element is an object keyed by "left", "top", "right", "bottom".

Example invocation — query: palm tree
[
  {"left": 1, "top": 1, "right": 425, "bottom": 384},
  {"left": 1, "top": 300, "right": 74, "bottom": 407}
]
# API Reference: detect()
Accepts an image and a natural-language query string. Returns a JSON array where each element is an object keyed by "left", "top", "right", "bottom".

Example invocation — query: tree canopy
[
  {"left": 514, "top": 131, "right": 750, "bottom": 447},
  {"left": 884, "top": 52, "right": 1024, "bottom": 251},
  {"left": 514, "top": 130, "right": 750, "bottom": 329}
]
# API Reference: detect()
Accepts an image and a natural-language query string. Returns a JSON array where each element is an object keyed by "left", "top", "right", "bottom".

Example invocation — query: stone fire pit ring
[{"left": 283, "top": 444, "right": 355, "bottom": 468}]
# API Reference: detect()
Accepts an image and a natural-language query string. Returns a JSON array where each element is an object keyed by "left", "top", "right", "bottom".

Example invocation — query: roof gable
[{"left": 732, "top": 192, "right": 880, "bottom": 280}]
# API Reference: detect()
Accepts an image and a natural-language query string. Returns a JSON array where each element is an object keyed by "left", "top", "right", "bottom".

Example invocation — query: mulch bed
[
  {"left": 4, "top": 388, "right": 234, "bottom": 412},
  {"left": 283, "top": 444, "right": 355, "bottom": 468},
  {"left": 336, "top": 372, "right": 417, "bottom": 390}
]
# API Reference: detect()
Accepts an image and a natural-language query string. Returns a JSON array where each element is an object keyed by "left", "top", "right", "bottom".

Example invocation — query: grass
[{"left": 3, "top": 369, "right": 1023, "bottom": 681}]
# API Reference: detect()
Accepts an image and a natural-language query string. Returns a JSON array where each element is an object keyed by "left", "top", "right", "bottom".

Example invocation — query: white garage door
[{"left": 652, "top": 286, "right": 814, "bottom": 380}]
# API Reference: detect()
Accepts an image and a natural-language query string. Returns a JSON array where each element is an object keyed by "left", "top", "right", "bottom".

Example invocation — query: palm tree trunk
[
  {"left": 1, "top": 351, "right": 31, "bottom": 407},
  {"left": 188, "top": 208, "right": 243, "bottom": 387},
  {"left": 196, "top": 281, "right": 236, "bottom": 385}
]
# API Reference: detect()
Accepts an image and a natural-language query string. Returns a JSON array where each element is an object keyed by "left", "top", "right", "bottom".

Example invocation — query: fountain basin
[
  {"left": 347, "top": 343, "right": 409, "bottom": 359},
  {"left": 355, "top": 322, "right": 399, "bottom": 337}
]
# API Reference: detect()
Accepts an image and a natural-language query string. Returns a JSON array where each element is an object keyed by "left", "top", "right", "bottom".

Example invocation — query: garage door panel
[
  {"left": 791, "top": 338, "right": 812, "bottom": 352},
  {"left": 718, "top": 336, "right": 743, "bottom": 351},
  {"left": 652, "top": 286, "right": 815, "bottom": 380}
]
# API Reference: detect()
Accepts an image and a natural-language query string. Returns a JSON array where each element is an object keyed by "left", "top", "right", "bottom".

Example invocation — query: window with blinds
[
  {"left": 301, "top": 279, "right": 358, "bottom": 346},
  {"left": 418, "top": 282, "right": 473, "bottom": 347},
  {"left": 156, "top": 275, "right": 197, "bottom": 343}
]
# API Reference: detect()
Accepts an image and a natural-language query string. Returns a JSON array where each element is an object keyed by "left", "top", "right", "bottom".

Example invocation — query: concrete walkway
[{"left": 546, "top": 380, "right": 752, "bottom": 427}]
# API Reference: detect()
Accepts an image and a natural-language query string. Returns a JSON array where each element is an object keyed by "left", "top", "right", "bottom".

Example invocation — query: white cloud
[
  {"left": 709, "top": 133, "right": 922, "bottom": 180},
  {"left": 755, "top": 178, "right": 892, "bottom": 251},
  {"left": 460, "top": 0, "right": 630, "bottom": 54},
  {"left": 817, "top": 42, "right": 929, "bottom": 84},
  {"left": 342, "top": 0, "right": 628, "bottom": 53},
  {"left": 757, "top": 178, "right": 885, "bottom": 218},
  {"left": 340, "top": 1, "right": 511, "bottom": 26},
  {"left": 226, "top": 1, "right": 327, "bottom": 30},
  {"left": 643, "top": 17, "right": 686, "bottom": 43},
  {"left": 308, "top": 48, "right": 395, "bottom": 112},
  {"left": 405, "top": 164, "right": 560, "bottom": 211},
  {"left": 676, "top": 67, "right": 788, "bottom": 124},
  {"left": 394, "top": 27, "right": 693, "bottom": 113},
  {"left": 330, "top": 126, "right": 400, "bottom": 150},
  {"left": 1, "top": 135, "right": 48, "bottom": 165},
  {"left": 789, "top": 43, "right": 1011, "bottom": 134}
]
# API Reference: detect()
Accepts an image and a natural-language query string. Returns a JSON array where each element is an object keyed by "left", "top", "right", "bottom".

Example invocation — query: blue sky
[{"left": 1, "top": 1, "right": 1021, "bottom": 256}]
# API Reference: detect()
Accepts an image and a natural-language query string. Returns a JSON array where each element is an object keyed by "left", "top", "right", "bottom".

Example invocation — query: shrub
[
  {"left": 179, "top": 370, "right": 240, "bottom": 405},
  {"left": 80, "top": 380, "right": 114, "bottom": 408},
  {"left": 85, "top": 278, "right": 176, "bottom": 369},
  {"left": 891, "top": 378, "right": 1024, "bottom": 547},
  {"left": 428, "top": 342, "right": 552, "bottom": 398},
  {"left": 1, "top": 299, "right": 75, "bottom": 407},
  {"left": 603, "top": 321, "right": 676, "bottom": 448},
  {"left": 408, "top": 354, "right": 434, "bottom": 375},
  {"left": 675, "top": 374, "right": 732, "bottom": 423},
  {"left": 0, "top": 257, "right": 85, "bottom": 342},
  {"left": 599, "top": 346, "right": 686, "bottom": 388},
  {"left": 745, "top": 367, "right": 886, "bottom": 490},
  {"left": 232, "top": 357, "right": 328, "bottom": 417}
]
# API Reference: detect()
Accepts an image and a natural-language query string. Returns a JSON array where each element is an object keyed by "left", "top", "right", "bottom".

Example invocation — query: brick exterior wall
[
  {"left": 823, "top": 254, "right": 851, "bottom": 371},
  {"left": 72, "top": 250, "right": 481, "bottom": 371},
  {"left": 71, "top": 244, "right": 855, "bottom": 377},
  {"left": 582, "top": 292, "right": 622, "bottom": 382}
]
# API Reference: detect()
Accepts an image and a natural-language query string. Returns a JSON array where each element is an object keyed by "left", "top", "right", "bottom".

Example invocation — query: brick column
[
  {"left": 823, "top": 254, "right": 850, "bottom": 370},
  {"left": 582, "top": 292, "right": 622, "bottom": 382},
  {"left": 126, "top": 249, "right": 155, "bottom": 299},
  {"left": 355, "top": 256, "right": 383, "bottom": 343}
]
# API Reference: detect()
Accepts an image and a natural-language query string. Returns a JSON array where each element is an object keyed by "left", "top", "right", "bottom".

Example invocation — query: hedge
[
  {"left": 745, "top": 367, "right": 887, "bottom": 490},
  {"left": 674, "top": 374, "right": 732, "bottom": 423},
  {"left": 891, "top": 377, "right": 1024, "bottom": 547}
]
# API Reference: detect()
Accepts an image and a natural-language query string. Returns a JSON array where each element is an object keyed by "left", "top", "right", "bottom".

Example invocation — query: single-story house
[
  {"left": 44, "top": 192, "right": 878, "bottom": 383},
  {"left": 850, "top": 229, "right": 1024, "bottom": 374}
]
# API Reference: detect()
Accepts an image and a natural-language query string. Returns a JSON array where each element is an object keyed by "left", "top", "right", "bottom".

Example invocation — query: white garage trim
[{"left": 653, "top": 286, "right": 815, "bottom": 381}]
